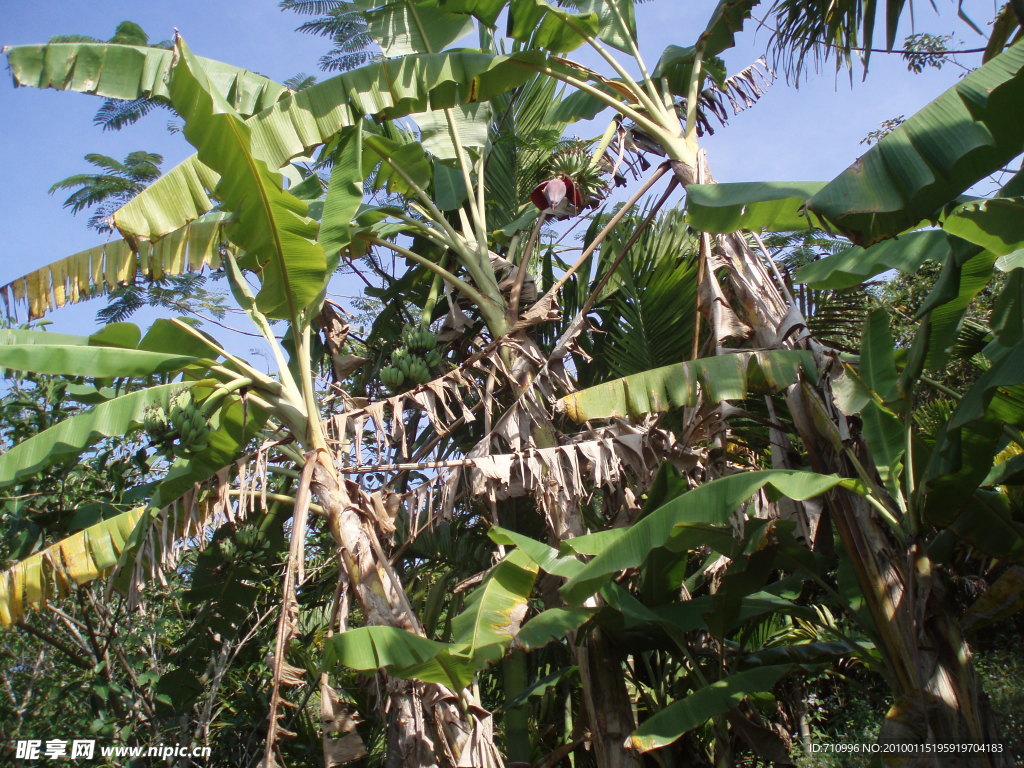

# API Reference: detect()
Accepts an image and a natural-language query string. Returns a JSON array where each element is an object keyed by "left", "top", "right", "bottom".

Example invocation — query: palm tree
[
  {"left": 49, "top": 151, "right": 163, "bottom": 232},
  {"left": 48, "top": 151, "right": 227, "bottom": 325}
]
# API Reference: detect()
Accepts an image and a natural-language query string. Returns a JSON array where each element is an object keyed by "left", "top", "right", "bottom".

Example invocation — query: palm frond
[
  {"left": 573, "top": 208, "right": 700, "bottom": 385},
  {"left": 765, "top": 0, "right": 930, "bottom": 82},
  {"left": 93, "top": 96, "right": 173, "bottom": 131}
]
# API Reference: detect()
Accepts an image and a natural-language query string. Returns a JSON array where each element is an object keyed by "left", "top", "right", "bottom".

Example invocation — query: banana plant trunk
[
  {"left": 544, "top": 481, "right": 640, "bottom": 768},
  {"left": 311, "top": 457, "right": 504, "bottom": 768},
  {"left": 671, "top": 154, "right": 1010, "bottom": 765}
]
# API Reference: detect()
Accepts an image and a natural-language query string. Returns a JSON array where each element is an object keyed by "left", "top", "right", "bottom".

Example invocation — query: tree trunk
[
  {"left": 576, "top": 628, "right": 640, "bottom": 768},
  {"left": 672, "top": 153, "right": 1011, "bottom": 766},
  {"left": 312, "top": 458, "right": 504, "bottom": 768},
  {"left": 545, "top": 484, "right": 640, "bottom": 768}
]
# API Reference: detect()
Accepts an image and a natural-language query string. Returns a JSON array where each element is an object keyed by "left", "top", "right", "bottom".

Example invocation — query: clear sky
[{"left": 0, "top": 0, "right": 993, "bottom": 342}]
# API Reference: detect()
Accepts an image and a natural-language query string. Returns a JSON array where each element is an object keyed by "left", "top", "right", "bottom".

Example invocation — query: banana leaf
[
  {"left": 630, "top": 665, "right": 794, "bottom": 751},
  {"left": 0, "top": 506, "right": 147, "bottom": 626},
  {"left": 0, "top": 215, "right": 229, "bottom": 320},
  {"left": 450, "top": 548, "right": 539, "bottom": 665},
  {"left": 168, "top": 38, "right": 327, "bottom": 321},
  {"left": 807, "top": 39, "right": 1024, "bottom": 245},
  {"left": 5, "top": 43, "right": 287, "bottom": 115},
  {"left": 0, "top": 382, "right": 190, "bottom": 488},
  {"left": 112, "top": 49, "right": 544, "bottom": 241},
  {"left": 560, "top": 470, "right": 857, "bottom": 604},
  {"left": 0, "top": 343, "right": 201, "bottom": 378},
  {"left": 558, "top": 349, "right": 815, "bottom": 422},
  {"left": 685, "top": 181, "right": 824, "bottom": 233}
]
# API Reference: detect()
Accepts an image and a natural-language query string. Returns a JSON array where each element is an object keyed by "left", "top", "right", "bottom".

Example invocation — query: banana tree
[
  {"left": 4, "top": 1, "right": 1022, "bottom": 766},
  {"left": 0, "top": 34, "right": 533, "bottom": 766}
]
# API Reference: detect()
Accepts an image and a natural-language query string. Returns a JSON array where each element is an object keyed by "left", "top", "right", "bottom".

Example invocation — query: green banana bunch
[
  {"left": 142, "top": 405, "right": 168, "bottom": 435},
  {"left": 233, "top": 525, "right": 259, "bottom": 552},
  {"left": 407, "top": 356, "right": 431, "bottom": 384},
  {"left": 392, "top": 348, "right": 412, "bottom": 374},
  {"left": 381, "top": 365, "right": 406, "bottom": 390},
  {"left": 402, "top": 324, "right": 437, "bottom": 351},
  {"left": 381, "top": 328, "right": 445, "bottom": 392},
  {"left": 168, "top": 393, "right": 211, "bottom": 455}
]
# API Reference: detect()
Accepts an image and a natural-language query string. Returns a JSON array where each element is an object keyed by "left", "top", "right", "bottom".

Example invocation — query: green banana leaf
[
  {"left": 5, "top": 43, "right": 287, "bottom": 116},
  {"left": 319, "top": 125, "right": 365, "bottom": 265},
  {"left": 557, "top": 349, "right": 815, "bottom": 422},
  {"left": 685, "top": 181, "right": 825, "bottom": 233},
  {"left": 168, "top": 38, "right": 327, "bottom": 321},
  {"left": 0, "top": 329, "right": 89, "bottom": 346},
  {"left": 448, "top": 0, "right": 635, "bottom": 53},
  {"left": 325, "top": 625, "right": 476, "bottom": 691},
  {"left": 328, "top": 547, "right": 549, "bottom": 686},
  {"left": 650, "top": 45, "right": 727, "bottom": 99},
  {"left": 738, "top": 640, "right": 865, "bottom": 668},
  {"left": 515, "top": 608, "right": 596, "bottom": 650},
  {"left": 489, "top": 527, "right": 585, "bottom": 579},
  {"left": 859, "top": 310, "right": 900, "bottom": 402},
  {"left": 112, "top": 49, "right": 544, "bottom": 242},
  {"left": 0, "top": 343, "right": 201, "bottom": 378},
  {"left": 363, "top": 133, "right": 433, "bottom": 196},
  {"left": 560, "top": 471, "right": 857, "bottom": 604},
  {"left": 918, "top": 340, "right": 1024, "bottom": 556},
  {"left": 573, "top": 0, "right": 638, "bottom": 53},
  {"left": 450, "top": 548, "right": 539, "bottom": 665},
  {"left": 413, "top": 102, "right": 492, "bottom": 160},
  {"left": 508, "top": 0, "right": 600, "bottom": 52},
  {"left": 630, "top": 665, "right": 794, "bottom": 751},
  {"left": 697, "top": 0, "right": 759, "bottom": 58},
  {"left": 363, "top": 0, "right": 474, "bottom": 57},
  {"left": 0, "top": 382, "right": 190, "bottom": 488},
  {"left": 795, "top": 230, "right": 953, "bottom": 290},
  {"left": 807, "top": 39, "right": 1024, "bottom": 245},
  {"left": 942, "top": 196, "right": 1024, "bottom": 257}
]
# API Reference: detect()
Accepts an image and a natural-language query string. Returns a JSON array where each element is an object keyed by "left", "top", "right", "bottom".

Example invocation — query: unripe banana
[
  {"left": 143, "top": 406, "right": 167, "bottom": 434},
  {"left": 409, "top": 358, "right": 430, "bottom": 384},
  {"left": 381, "top": 366, "right": 405, "bottom": 389},
  {"left": 418, "top": 329, "right": 437, "bottom": 351}
]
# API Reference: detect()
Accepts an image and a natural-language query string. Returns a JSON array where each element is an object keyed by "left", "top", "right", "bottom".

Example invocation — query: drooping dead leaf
[{"left": 321, "top": 683, "right": 367, "bottom": 766}]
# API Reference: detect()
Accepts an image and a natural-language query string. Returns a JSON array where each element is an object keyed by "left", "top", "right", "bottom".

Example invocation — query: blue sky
[{"left": 0, "top": 0, "right": 993, "bottom": 343}]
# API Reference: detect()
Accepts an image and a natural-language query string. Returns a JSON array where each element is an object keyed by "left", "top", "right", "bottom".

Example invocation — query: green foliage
[{"left": 6, "top": 1, "right": 1024, "bottom": 765}]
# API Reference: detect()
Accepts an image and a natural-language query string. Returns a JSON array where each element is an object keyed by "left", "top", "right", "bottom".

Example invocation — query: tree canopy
[{"left": 2, "top": 1, "right": 1024, "bottom": 766}]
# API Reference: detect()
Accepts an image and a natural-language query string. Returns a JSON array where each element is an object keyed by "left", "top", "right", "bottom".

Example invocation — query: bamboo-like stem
[
  {"left": 296, "top": 324, "right": 327, "bottom": 451},
  {"left": 420, "top": 254, "right": 448, "bottom": 327},
  {"left": 403, "top": 0, "right": 495, "bottom": 291},
  {"left": 526, "top": 63, "right": 669, "bottom": 143},
  {"left": 199, "top": 376, "right": 253, "bottom": 417},
  {"left": 374, "top": 152, "right": 499, "bottom": 301},
  {"left": 228, "top": 489, "right": 325, "bottom": 516},
  {"left": 691, "top": 231, "right": 710, "bottom": 360},
  {"left": 683, "top": 49, "right": 704, "bottom": 144},
  {"left": 171, "top": 318, "right": 281, "bottom": 394},
  {"left": 606, "top": 0, "right": 662, "bottom": 110},
  {"left": 443, "top": 109, "right": 488, "bottom": 250},
  {"left": 578, "top": 28, "right": 665, "bottom": 120}
]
